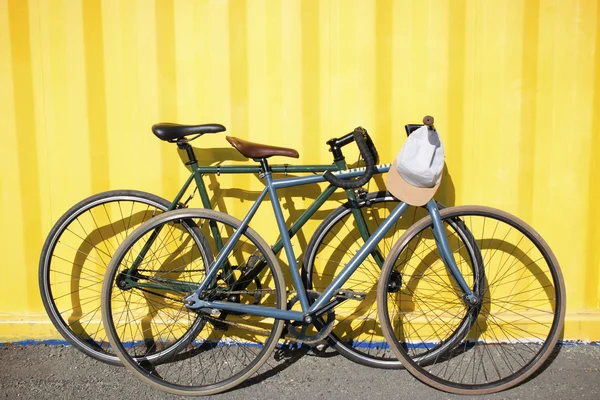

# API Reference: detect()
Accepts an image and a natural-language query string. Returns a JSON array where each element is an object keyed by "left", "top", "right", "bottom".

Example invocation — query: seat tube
[
  {"left": 262, "top": 161, "right": 310, "bottom": 311},
  {"left": 191, "top": 163, "right": 213, "bottom": 210}
]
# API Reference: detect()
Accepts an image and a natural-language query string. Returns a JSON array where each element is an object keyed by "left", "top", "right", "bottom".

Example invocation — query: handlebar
[{"left": 323, "top": 127, "right": 376, "bottom": 189}]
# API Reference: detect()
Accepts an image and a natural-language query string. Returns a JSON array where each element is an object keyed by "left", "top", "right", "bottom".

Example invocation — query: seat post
[
  {"left": 255, "top": 158, "right": 270, "bottom": 175},
  {"left": 177, "top": 141, "right": 198, "bottom": 165}
]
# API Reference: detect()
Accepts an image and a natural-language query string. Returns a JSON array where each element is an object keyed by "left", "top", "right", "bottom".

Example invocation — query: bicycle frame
[{"left": 182, "top": 159, "right": 476, "bottom": 321}]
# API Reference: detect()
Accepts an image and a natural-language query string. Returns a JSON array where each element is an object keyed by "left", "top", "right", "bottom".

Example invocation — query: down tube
[{"left": 309, "top": 201, "right": 410, "bottom": 312}]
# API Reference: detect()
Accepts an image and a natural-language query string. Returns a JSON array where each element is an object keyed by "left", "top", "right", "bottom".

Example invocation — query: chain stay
[{"left": 130, "top": 286, "right": 330, "bottom": 344}]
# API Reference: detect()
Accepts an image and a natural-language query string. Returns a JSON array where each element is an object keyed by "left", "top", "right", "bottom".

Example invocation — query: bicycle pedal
[{"left": 336, "top": 289, "right": 366, "bottom": 301}]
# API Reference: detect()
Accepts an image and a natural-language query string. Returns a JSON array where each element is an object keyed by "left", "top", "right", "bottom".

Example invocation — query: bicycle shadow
[{"left": 181, "top": 146, "right": 249, "bottom": 165}]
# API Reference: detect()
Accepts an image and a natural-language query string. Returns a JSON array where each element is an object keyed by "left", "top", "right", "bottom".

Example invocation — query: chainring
[{"left": 285, "top": 292, "right": 335, "bottom": 344}]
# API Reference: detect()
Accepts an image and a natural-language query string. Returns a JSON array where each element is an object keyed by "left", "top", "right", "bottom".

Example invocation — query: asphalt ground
[{"left": 0, "top": 343, "right": 599, "bottom": 399}]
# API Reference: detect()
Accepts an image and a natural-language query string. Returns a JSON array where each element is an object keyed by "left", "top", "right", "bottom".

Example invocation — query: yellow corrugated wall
[{"left": 1, "top": 0, "right": 599, "bottom": 341}]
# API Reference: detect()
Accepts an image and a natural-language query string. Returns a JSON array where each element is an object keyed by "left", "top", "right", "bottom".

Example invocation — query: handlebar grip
[{"left": 323, "top": 127, "right": 376, "bottom": 189}]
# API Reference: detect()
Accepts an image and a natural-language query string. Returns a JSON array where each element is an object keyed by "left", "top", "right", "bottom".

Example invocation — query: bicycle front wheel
[
  {"left": 102, "top": 208, "right": 286, "bottom": 396},
  {"left": 377, "top": 205, "right": 566, "bottom": 394}
]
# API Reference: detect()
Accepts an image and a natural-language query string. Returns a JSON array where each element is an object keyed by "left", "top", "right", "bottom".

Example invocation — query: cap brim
[{"left": 386, "top": 160, "right": 441, "bottom": 206}]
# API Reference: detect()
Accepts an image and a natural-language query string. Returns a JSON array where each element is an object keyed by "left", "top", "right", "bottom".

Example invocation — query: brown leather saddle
[{"left": 226, "top": 136, "right": 299, "bottom": 159}]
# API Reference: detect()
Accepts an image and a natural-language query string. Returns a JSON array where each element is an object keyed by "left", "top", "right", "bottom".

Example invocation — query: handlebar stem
[
  {"left": 326, "top": 132, "right": 355, "bottom": 163},
  {"left": 177, "top": 141, "right": 198, "bottom": 166}
]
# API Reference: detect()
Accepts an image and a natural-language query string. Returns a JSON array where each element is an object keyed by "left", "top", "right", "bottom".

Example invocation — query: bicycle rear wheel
[
  {"left": 102, "top": 208, "right": 286, "bottom": 396},
  {"left": 303, "top": 192, "right": 482, "bottom": 368},
  {"left": 377, "top": 205, "right": 565, "bottom": 394},
  {"left": 38, "top": 190, "right": 196, "bottom": 365}
]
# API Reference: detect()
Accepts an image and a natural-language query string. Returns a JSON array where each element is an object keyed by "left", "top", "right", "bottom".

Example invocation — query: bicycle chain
[{"left": 130, "top": 286, "right": 331, "bottom": 344}]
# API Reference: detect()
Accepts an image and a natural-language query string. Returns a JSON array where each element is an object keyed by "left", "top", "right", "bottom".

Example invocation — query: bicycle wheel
[
  {"left": 102, "top": 208, "right": 286, "bottom": 396},
  {"left": 303, "top": 192, "right": 482, "bottom": 369},
  {"left": 38, "top": 190, "right": 197, "bottom": 365},
  {"left": 377, "top": 205, "right": 566, "bottom": 394}
]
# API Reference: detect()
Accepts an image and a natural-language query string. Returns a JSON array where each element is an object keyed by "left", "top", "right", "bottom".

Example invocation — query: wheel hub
[
  {"left": 115, "top": 270, "right": 138, "bottom": 291},
  {"left": 387, "top": 270, "right": 402, "bottom": 293}
]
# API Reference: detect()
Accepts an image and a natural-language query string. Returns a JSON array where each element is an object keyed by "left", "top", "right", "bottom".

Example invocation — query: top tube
[
  {"left": 194, "top": 164, "right": 338, "bottom": 175},
  {"left": 194, "top": 162, "right": 391, "bottom": 179}
]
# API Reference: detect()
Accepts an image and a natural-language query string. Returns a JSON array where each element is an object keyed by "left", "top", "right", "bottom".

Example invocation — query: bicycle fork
[{"left": 426, "top": 200, "right": 480, "bottom": 306}]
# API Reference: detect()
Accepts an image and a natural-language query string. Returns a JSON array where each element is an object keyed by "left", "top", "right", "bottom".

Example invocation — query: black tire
[
  {"left": 377, "top": 205, "right": 566, "bottom": 394},
  {"left": 102, "top": 208, "right": 286, "bottom": 396},
  {"left": 38, "top": 190, "right": 207, "bottom": 365},
  {"left": 302, "top": 192, "right": 482, "bottom": 369}
]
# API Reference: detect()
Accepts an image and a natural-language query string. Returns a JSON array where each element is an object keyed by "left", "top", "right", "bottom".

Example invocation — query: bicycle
[
  {"left": 38, "top": 121, "right": 457, "bottom": 368},
  {"left": 100, "top": 118, "right": 565, "bottom": 395}
]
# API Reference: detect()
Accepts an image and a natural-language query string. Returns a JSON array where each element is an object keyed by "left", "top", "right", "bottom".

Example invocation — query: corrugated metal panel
[{"left": 0, "top": 0, "right": 599, "bottom": 340}]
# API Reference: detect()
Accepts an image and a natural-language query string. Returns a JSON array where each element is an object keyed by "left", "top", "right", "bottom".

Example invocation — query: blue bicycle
[{"left": 101, "top": 119, "right": 565, "bottom": 395}]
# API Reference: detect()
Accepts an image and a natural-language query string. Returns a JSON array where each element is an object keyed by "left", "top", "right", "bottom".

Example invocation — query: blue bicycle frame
[{"left": 184, "top": 161, "right": 476, "bottom": 321}]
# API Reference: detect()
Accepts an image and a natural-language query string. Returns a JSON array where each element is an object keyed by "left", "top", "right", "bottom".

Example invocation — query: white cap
[{"left": 385, "top": 125, "right": 444, "bottom": 206}]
